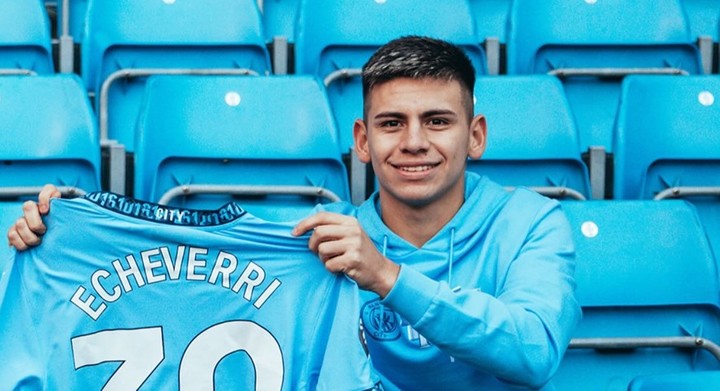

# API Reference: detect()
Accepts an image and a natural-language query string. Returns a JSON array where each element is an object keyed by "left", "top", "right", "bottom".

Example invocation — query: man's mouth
[
  {"left": 392, "top": 162, "right": 440, "bottom": 173},
  {"left": 399, "top": 165, "right": 435, "bottom": 172}
]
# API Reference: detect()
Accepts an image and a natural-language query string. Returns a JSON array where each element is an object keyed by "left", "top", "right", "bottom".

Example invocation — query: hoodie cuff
[{"left": 381, "top": 265, "right": 440, "bottom": 325}]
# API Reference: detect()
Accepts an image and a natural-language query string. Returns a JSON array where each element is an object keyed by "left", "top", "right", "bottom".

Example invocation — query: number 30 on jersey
[{"left": 72, "top": 320, "right": 284, "bottom": 390}]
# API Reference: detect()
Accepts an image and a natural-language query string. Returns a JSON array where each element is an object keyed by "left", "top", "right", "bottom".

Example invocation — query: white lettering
[
  {"left": 253, "top": 279, "right": 281, "bottom": 309},
  {"left": 91, "top": 269, "right": 121, "bottom": 302},
  {"left": 141, "top": 248, "right": 166, "bottom": 284},
  {"left": 74, "top": 248, "right": 282, "bottom": 316},
  {"left": 187, "top": 247, "right": 208, "bottom": 281},
  {"left": 113, "top": 255, "right": 146, "bottom": 293},
  {"left": 71, "top": 286, "right": 107, "bottom": 320},
  {"left": 231, "top": 261, "right": 265, "bottom": 301},
  {"left": 161, "top": 246, "right": 185, "bottom": 280},
  {"left": 208, "top": 251, "right": 238, "bottom": 288}
]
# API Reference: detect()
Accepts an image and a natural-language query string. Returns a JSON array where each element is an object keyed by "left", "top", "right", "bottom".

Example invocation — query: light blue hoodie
[{"left": 356, "top": 172, "right": 581, "bottom": 390}]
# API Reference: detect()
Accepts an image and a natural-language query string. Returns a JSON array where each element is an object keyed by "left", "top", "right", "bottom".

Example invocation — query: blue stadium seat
[
  {"left": 0, "top": 0, "right": 54, "bottom": 74},
  {"left": 629, "top": 370, "right": 720, "bottom": 390},
  {"left": 294, "top": 0, "right": 487, "bottom": 155},
  {"left": 556, "top": 200, "right": 720, "bottom": 391},
  {"left": 82, "top": 0, "right": 271, "bottom": 152},
  {"left": 0, "top": 75, "right": 100, "bottom": 197},
  {"left": 0, "top": 75, "right": 99, "bottom": 267},
  {"left": 506, "top": 0, "right": 702, "bottom": 153},
  {"left": 613, "top": 75, "right": 720, "bottom": 257},
  {"left": 134, "top": 75, "right": 349, "bottom": 221},
  {"left": 470, "top": 75, "right": 590, "bottom": 200}
]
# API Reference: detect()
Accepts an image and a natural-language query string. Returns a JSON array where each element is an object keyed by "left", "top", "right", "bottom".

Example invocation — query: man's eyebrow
[
  {"left": 422, "top": 109, "right": 458, "bottom": 118},
  {"left": 373, "top": 109, "right": 458, "bottom": 119},
  {"left": 373, "top": 111, "right": 407, "bottom": 119}
]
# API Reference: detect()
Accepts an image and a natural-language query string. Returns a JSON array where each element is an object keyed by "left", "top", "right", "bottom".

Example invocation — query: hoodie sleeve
[{"left": 381, "top": 198, "right": 582, "bottom": 388}]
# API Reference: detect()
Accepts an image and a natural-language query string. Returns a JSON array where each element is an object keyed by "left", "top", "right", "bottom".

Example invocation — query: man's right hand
[{"left": 7, "top": 184, "right": 62, "bottom": 251}]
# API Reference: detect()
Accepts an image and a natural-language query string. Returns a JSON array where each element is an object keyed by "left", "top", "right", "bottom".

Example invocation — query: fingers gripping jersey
[{"left": 0, "top": 193, "right": 380, "bottom": 391}]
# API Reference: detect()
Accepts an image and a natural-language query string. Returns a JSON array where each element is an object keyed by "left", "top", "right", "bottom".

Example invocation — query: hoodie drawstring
[
  {"left": 381, "top": 235, "right": 388, "bottom": 257},
  {"left": 448, "top": 228, "right": 455, "bottom": 288}
]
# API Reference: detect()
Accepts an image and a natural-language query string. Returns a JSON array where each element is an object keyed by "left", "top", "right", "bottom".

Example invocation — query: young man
[{"left": 9, "top": 36, "right": 581, "bottom": 389}]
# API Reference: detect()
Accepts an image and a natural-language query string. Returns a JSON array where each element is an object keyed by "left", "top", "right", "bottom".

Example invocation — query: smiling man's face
[{"left": 354, "top": 77, "right": 486, "bottom": 211}]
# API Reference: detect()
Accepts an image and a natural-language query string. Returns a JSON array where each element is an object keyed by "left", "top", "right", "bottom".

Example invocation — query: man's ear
[
  {"left": 468, "top": 114, "right": 487, "bottom": 160},
  {"left": 353, "top": 119, "right": 371, "bottom": 163}
]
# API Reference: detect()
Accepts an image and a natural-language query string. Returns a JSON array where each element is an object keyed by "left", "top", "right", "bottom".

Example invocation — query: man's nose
[{"left": 400, "top": 121, "right": 430, "bottom": 153}]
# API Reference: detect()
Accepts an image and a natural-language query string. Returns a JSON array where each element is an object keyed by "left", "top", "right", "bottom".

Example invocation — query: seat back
[
  {"left": 556, "top": 200, "right": 720, "bottom": 390},
  {"left": 613, "top": 74, "right": 720, "bottom": 258},
  {"left": 294, "top": 0, "right": 486, "bottom": 154},
  {"left": 134, "top": 75, "right": 349, "bottom": 221},
  {"left": 0, "top": 75, "right": 100, "bottom": 194},
  {"left": 0, "top": 0, "right": 54, "bottom": 74},
  {"left": 471, "top": 75, "right": 590, "bottom": 199},
  {"left": 614, "top": 75, "right": 720, "bottom": 200},
  {"left": 507, "top": 0, "right": 702, "bottom": 152},
  {"left": 82, "top": 0, "right": 271, "bottom": 151}
]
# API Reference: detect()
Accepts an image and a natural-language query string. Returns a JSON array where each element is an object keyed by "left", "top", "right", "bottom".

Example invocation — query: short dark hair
[{"left": 361, "top": 35, "right": 476, "bottom": 120}]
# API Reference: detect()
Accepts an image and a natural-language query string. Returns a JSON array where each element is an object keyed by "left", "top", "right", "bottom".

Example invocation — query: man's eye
[
  {"left": 429, "top": 118, "right": 448, "bottom": 126},
  {"left": 382, "top": 120, "right": 400, "bottom": 127}
]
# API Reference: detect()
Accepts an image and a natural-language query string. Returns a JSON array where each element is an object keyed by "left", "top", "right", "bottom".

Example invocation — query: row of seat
[
  {"left": 42, "top": 0, "right": 720, "bottom": 52},
  {"left": 0, "top": 73, "right": 718, "bottom": 243},
  {"left": 6, "top": 1, "right": 717, "bottom": 180},
  {"left": 556, "top": 199, "right": 720, "bottom": 390}
]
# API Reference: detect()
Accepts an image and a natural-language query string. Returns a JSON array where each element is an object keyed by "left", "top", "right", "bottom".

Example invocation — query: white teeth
[{"left": 400, "top": 165, "right": 432, "bottom": 172}]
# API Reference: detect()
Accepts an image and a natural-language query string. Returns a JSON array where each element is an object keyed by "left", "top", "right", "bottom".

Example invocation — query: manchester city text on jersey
[{"left": 70, "top": 245, "right": 282, "bottom": 320}]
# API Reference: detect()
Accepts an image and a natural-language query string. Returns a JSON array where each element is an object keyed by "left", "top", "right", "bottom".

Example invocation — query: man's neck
[{"left": 378, "top": 193, "right": 464, "bottom": 248}]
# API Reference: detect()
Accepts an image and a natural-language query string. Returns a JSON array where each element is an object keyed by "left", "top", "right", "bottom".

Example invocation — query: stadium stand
[
  {"left": 133, "top": 75, "right": 349, "bottom": 221},
  {"left": 613, "top": 75, "right": 720, "bottom": 257},
  {"left": 556, "top": 200, "right": 720, "bottom": 390},
  {"left": 80, "top": 0, "right": 270, "bottom": 194},
  {"left": 506, "top": 0, "right": 703, "bottom": 158},
  {"left": 0, "top": 0, "right": 54, "bottom": 75},
  {"left": 0, "top": 1, "right": 720, "bottom": 388},
  {"left": 0, "top": 75, "right": 100, "bottom": 195},
  {"left": 470, "top": 75, "right": 591, "bottom": 200},
  {"left": 0, "top": 75, "right": 101, "bottom": 267}
]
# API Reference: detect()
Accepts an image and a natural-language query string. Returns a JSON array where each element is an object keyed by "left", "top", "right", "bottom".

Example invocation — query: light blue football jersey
[{"left": 0, "top": 192, "right": 380, "bottom": 391}]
